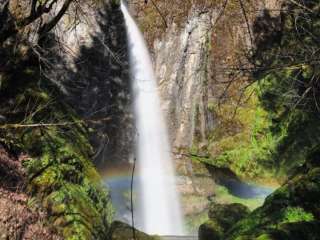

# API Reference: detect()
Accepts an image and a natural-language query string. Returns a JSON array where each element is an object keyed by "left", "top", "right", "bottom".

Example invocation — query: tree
[{"left": 0, "top": 0, "right": 74, "bottom": 44}]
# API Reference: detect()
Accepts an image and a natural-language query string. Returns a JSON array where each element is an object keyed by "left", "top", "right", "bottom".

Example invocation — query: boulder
[
  {"left": 109, "top": 221, "right": 160, "bottom": 240},
  {"left": 199, "top": 203, "right": 250, "bottom": 240}
]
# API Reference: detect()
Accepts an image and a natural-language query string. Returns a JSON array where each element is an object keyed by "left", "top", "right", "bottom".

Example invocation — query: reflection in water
[
  {"left": 103, "top": 176, "right": 133, "bottom": 223},
  {"left": 218, "top": 177, "right": 274, "bottom": 199},
  {"left": 103, "top": 169, "right": 274, "bottom": 231}
]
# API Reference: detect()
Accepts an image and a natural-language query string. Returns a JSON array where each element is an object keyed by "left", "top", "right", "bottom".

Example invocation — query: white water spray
[{"left": 121, "top": 1, "right": 185, "bottom": 236}]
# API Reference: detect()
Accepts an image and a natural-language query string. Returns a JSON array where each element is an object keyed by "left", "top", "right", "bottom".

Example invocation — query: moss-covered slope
[
  {"left": 0, "top": 66, "right": 114, "bottom": 239},
  {"left": 200, "top": 149, "right": 320, "bottom": 240},
  {"left": 0, "top": 2, "right": 116, "bottom": 239},
  {"left": 226, "top": 153, "right": 320, "bottom": 239}
]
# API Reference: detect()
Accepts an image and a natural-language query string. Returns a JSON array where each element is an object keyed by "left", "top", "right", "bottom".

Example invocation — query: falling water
[{"left": 121, "top": 1, "right": 185, "bottom": 236}]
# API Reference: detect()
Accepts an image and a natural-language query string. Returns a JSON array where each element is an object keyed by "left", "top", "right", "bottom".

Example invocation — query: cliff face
[
  {"left": 152, "top": 0, "right": 281, "bottom": 154},
  {"left": 50, "top": 2, "right": 134, "bottom": 168},
  {"left": 154, "top": 8, "right": 215, "bottom": 149},
  {"left": 149, "top": 8, "right": 215, "bottom": 230},
  {"left": 146, "top": 0, "right": 286, "bottom": 183},
  {"left": 141, "top": 0, "right": 284, "bottom": 231}
]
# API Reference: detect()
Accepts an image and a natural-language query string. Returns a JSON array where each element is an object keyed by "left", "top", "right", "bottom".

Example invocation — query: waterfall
[{"left": 121, "top": 1, "right": 185, "bottom": 236}]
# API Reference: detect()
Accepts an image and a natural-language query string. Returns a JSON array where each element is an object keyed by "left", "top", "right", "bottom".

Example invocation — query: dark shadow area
[
  {"left": 43, "top": 3, "right": 134, "bottom": 168},
  {"left": 67, "top": 4, "right": 133, "bottom": 168},
  {"left": 250, "top": 1, "right": 320, "bottom": 176}
]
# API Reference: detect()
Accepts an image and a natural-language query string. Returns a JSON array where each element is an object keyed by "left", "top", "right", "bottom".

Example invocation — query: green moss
[
  {"left": 199, "top": 220, "right": 224, "bottom": 240},
  {"left": 256, "top": 234, "right": 275, "bottom": 240},
  {"left": 22, "top": 130, "right": 114, "bottom": 240},
  {"left": 110, "top": 221, "right": 160, "bottom": 240},
  {"left": 192, "top": 84, "right": 282, "bottom": 182},
  {"left": 280, "top": 207, "right": 314, "bottom": 223},
  {"left": 224, "top": 162, "right": 320, "bottom": 240},
  {"left": 0, "top": 74, "right": 113, "bottom": 239}
]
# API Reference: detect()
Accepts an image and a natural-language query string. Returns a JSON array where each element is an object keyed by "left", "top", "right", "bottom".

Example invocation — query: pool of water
[
  {"left": 103, "top": 173, "right": 275, "bottom": 231},
  {"left": 218, "top": 177, "right": 274, "bottom": 199},
  {"left": 103, "top": 175, "right": 136, "bottom": 224}
]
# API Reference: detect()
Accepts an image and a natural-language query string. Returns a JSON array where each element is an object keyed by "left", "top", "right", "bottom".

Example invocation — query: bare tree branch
[
  {"left": 149, "top": 0, "right": 168, "bottom": 28},
  {"left": 0, "top": 117, "right": 112, "bottom": 129}
]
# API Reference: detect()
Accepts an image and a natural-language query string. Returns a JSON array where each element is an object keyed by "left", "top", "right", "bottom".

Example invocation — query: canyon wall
[{"left": 154, "top": 8, "right": 215, "bottom": 150}]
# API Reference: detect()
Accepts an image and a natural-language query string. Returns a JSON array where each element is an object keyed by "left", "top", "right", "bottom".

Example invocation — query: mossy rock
[
  {"left": 208, "top": 203, "right": 250, "bottom": 230},
  {"left": 199, "top": 203, "right": 250, "bottom": 240},
  {"left": 0, "top": 4, "right": 118, "bottom": 239},
  {"left": 199, "top": 150, "right": 320, "bottom": 240},
  {"left": 110, "top": 0, "right": 120, "bottom": 8},
  {"left": 23, "top": 133, "right": 114, "bottom": 240},
  {"left": 277, "top": 221, "right": 320, "bottom": 240},
  {"left": 11, "top": 103, "right": 114, "bottom": 240},
  {"left": 199, "top": 220, "right": 224, "bottom": 240},
  {"left": 238, "top": 221, "right": 320, "bottom": 240},
  {"left": 224, "top": 166, "right": 320, "bottom": 240},
  {"left": 109, "top": 221, "right": 160, "bottom": 240}
]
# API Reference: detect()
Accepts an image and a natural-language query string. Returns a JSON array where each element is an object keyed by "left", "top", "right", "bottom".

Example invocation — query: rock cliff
[{"left": 154, "top": 8, "right": 215, "bottom": 149}]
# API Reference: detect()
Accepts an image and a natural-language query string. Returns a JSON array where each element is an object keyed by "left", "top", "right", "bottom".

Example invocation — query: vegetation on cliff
[
  {"left": 199, "top": 1, "right": 320, "bottom": 239},
  {"left": 183, "top": 0, "right": 320, "bottom": 185},
  {"left": 0, "top": 0, "right": 117, "bottom": 239},
  {"left": 200, "top": 148, "right": 320, "bottom": 240}
]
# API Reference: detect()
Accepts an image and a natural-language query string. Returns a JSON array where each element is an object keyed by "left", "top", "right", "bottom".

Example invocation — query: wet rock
[
  {"left": 199, "top": 203, "right": 250, "bottom": 240},
  {"left": 199, "top": 220, "right": 223, "bottom": 240},
  {"left": 208, "top": 203, "right": 250, "bottom": 228},
  {"left": 109, "top": 221, "right": 160, "bottom": 240}
]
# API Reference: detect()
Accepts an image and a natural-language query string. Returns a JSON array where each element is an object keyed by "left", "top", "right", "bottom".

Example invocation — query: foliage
[
  {"left": 249, "top": 0, "right": 320, "bottom": 177},
  {"left": 0, "top": 89, "right": 114, "bottom": 239},
  {"left": 224, "top": 157, "right": 320, "bottom": 240},
  {"left": 0, "top": 11, "right": 114, "bottom": 238},
  {"left": 191, "top": 0, "right": 320, "bottom": 183},
  {"left": 199, "top": 2, "right": 320, "bottom": 238},
  {"left": 211, "top": 90, "right": 277, "bottom": 179},
  {"left": 190, "top": 85, "right": 281, "bottom": 182},
  {"left": 281, "top": 207, "right": 314, "bottom": 223}
]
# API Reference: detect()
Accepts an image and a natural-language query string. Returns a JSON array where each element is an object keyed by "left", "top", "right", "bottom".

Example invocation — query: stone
[
  {"left": 198, "top": 203, "right": 250, "bottom": 240},
  {"left": 153, "top": 8, "right": 216, "bottom": 149},
  {"left": 207, "top": 203, "right": 250, "bottom": 230},
  {"left": 199, "top": 220, "right": 223, "bottom": 240},
  {"left": 109, "top": 221, "right": 160, "bottom": 240}
]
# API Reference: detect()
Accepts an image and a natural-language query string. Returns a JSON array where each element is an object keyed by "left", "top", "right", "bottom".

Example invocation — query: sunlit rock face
[
  {"left": 154, "top": 8, "right": 215, "bottom": 150},
  {"left": 153, "top": 1, "right": 281, "bottom": 152},
  {"left": 151, "top": 2, "right": 282, "bottom": 232},
  {"left": 152, "top": 8, "right": 216, "bottom": 232}
]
